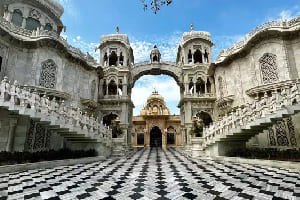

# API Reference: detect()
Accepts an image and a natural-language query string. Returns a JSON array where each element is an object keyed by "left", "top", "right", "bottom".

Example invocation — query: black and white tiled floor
[{"left": 0, "top": 147, "right": 300, "bottom": 200}]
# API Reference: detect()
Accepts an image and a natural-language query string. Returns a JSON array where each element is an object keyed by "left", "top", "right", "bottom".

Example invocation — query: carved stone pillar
[
  {"left": 99, "top": 79, "right": 104, "bottom": 98},
  {"left": 6, "top": 117, "right": 18, "bottom": 152},
  {"left": 162, "top": 129, "right": 167, "bottom": 149},
  {"left": 22, "top": 17, "right": 27, "bottom": 29},
  {"left": 5, "top": 10, "right": 12, "bottom": 22},
  {"left": 193, "top": 83, "right": 196, "bottom": 96},
  {"left": 122, "top": 76, "right": 127, "bottom": 96}
]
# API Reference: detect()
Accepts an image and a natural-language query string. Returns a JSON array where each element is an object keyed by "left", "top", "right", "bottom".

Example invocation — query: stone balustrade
[
  {"left": 0, "top": 77, "right": 112, "bottom": 143},
  {"left": 216, "top": 17, "right": 300, "bottom": 63},
  {"left": 203, "top": 80, "right": 300, "bottom": 147}
]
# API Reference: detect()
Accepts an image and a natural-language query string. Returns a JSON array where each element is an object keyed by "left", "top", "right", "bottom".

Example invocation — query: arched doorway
[
  {"left": 150, "top": 126, "right": 162, "bottom": 147},
  {"left": 196, "top": 111, "right": 213, "bottom": 126}
]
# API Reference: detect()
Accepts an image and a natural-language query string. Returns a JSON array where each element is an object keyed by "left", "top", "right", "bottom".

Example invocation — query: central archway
[
  {"left": 150, "top": 126, "right": 162, "bottom": 147},
  {"left": 131, "top": 61, "right": 182, "bottom": 87}
]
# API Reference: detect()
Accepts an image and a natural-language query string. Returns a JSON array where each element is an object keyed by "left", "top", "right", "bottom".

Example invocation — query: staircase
[
  {"left": 0, "top": 77, "right": 112, "bottom": 149},
  {"left": 203, "top": 80, "right": 300, "bottom": 156}
]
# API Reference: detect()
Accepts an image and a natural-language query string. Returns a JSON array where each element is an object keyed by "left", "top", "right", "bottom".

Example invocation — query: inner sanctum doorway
[{"left": 150, "top": 126, "right": 162, "bottom": 147}]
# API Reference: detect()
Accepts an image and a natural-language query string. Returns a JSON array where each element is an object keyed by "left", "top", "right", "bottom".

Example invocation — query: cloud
[
  {"left": 62, "top": 34, "right": 100, "bottom": 62},
  {"left": 130, "top": 32, "right": 181, "bottom": 62},
  {"left": 266, "top": 5, "right": 300, "bottom": 21},
  {"left": 55, "top": 0, "right": 78, "bottom": 18},
  {"left": 132, "top": 75, "right": 180, "bottom": 115},
  {"left": 212, "top": 35, "right": 244, "bottom": 61}
]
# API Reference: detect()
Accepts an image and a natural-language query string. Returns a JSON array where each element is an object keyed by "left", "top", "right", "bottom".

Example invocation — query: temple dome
[{"left": 147, "top": 90, "right": 164, "bottom": 101}]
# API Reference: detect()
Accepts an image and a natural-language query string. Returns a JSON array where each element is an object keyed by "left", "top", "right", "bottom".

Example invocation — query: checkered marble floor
[{"left": 0, "top": 148, "right": 300, "bottom": 200}]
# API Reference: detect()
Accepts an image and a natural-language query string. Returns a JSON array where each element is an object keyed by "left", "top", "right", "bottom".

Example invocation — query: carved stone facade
[
  {"left": 24, "top": 120, "right": 52, "bottom": 152},
  {"left": 39, "top": 59, "right": 57, "bottom": 89},
  {"left": 259, "top": 53, "right": 279, "bottom": 84},
  {"left": 129, "top": 90, "right": 181, "bottom": 147}
]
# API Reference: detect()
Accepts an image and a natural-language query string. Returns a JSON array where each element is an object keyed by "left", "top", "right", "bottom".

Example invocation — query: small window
[
  {"left": 44, "top": 23, "right": 53, "bottom": 31},
  {"left": 108, "top": 80, "right": 117, "bottom": 95},
  {"left": 109, "top": 51, "right": 117, "bottom": 66},
  {"left": 188, "top": 50, "right": 192, "bottom": 63},
  {"left": 25, "top": 17, "right": 41, "bottom": 31},
  {"left": 11, "top": 9, "right": 23, "bottom": 27}
]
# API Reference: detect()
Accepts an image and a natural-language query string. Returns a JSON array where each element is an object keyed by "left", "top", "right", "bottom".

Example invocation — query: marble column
[{"left": 6, "top": 117, "right": 18, "bottom": 152}]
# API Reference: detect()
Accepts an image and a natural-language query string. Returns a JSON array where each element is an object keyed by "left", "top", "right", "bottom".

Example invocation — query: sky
[{"left": 55, "top": 0, "right": 300, "bottom": 115}]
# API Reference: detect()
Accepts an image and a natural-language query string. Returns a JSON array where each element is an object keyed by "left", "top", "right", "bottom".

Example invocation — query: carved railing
[
  {"left": 216, "top": 17, "right": 300, "bottom": 63},
  {"left": 0, "top": 18, "right": 97, "bottom": 66},
  {"left": 203, "top": 80, "right": 300, "bottom": 147},
  {"left": 0, "top": 77, "right": 112, "bottom": 142}
]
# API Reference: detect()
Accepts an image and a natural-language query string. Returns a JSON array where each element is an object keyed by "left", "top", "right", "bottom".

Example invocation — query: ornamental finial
[
  {"left": 191, "top": 23, "right": 194, "bottom": 31},
  {"left": 116, "top": 26, "right": 119, "bottom": 34}
]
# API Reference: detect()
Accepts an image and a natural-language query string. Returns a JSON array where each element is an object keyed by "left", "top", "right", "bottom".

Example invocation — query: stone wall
[
  {"left": 215, "top": 38, "right": 293, "bottom": 109},
  {"left": 0, "top": 39, "right": 99, "bottom": 106}
]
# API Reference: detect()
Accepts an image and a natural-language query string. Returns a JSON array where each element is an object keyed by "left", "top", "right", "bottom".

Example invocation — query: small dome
[{"left": 147, "top": 89, "right": 164, "bottom": 101}]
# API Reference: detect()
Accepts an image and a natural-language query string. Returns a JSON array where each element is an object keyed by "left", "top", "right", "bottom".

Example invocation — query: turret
[
  {"left": 176, "top": 24, "right": 214, "bottom": 65},
  {"left": 99, "top": 26, "right": 134, "bottom": 67}
]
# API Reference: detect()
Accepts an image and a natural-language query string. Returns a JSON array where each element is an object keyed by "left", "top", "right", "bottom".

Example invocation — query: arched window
[
  {"left": 196, "top": 78, "right": 205, "bottom": 94},
  {"left": 204, "top": 49, "right": 209, "bottom": 63},
  {"left": 206, "top": 78, "right": 211, "bottom": 93},
  {"left": 259, "top": 53, "right": 279, "bottom": 84},
  {"left": 188, "top": 50, "right": 192, "bottom": 64},
  {"left": 103, "top": 113, "right": 118, "bottom": 127},
  {"left": 108, "top": 80, "right": 117, "bottom": 95},
  {"left": 44, "top": 23, "right": 53, "bottom": 31},
  {"left": 25, "top": 17, "right": 41, "bottom": 31},
  {"left": 39, "top": 59, "right": 57, "bottom": 88},
  {"left": 109, "top": 51, "right": 117, "bottom": 66},
  {"left": 193, "top": 49, "right": 203, "bottom": 63},
  {"left": 196, "top": 111, "right": 213, "bottom": 127},
  {"left": 11, "top": 9, "right": 23, "bottom": 27}
]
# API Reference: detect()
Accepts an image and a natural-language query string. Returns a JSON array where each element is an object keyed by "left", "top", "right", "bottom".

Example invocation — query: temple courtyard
[{"left": 0, "top": 148, "right": 299, "bottom": 200}]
